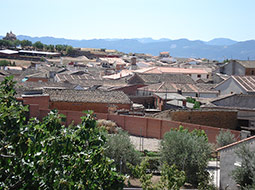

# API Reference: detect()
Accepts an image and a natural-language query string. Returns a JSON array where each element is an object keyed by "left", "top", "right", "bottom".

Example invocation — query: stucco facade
[{"left": 218, "top": 137, "right": 255, "bottom": 190}]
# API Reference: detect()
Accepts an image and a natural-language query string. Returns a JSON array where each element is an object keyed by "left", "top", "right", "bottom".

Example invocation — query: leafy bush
[
  {"left": 160, "top": 126, "right": 212, "bottom": 187},
  {"left": 128, "top": 158, "right": 185, "bottom": 190},
  {"left": 104, "top": 129, "right": 141, "bottom": 174},
  {"left": 232, "top": 145, "right": 255, "bottom": 189},
  {"left": 216, "top": 129, "right": 236, "bottom": 148},
  {"left": 0, "top": 60, "right": 11, "bottom": 66},
  {"left": 0, "top": 76, "right": 124, "bottom": 189}
]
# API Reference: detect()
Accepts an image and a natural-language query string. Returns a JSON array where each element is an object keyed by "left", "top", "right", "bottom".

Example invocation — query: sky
[{"left": 0, "top": 0, "right": 255, "bottom": 41}]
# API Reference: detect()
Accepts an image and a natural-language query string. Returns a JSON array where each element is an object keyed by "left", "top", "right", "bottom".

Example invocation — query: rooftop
[
  {"left": 232, "top": 75, "right": 255, "bottom": 92},
  {"left": 135, "top": 66, "right": 208, "bottom": 75},
  {"left": 43, "top": 89, "right": 132, "bottom": 104},
  {"left": 0, "top": 49, "right": 19, "bottom": 55}
]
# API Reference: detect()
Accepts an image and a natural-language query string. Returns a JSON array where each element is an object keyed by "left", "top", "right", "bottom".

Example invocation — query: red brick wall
[
  {"left": 245, "top": 68, "right": 255, "bottom": 75},
  {"left": 26, "top": 103, "right": 241, "bottom": 144},
  {"left": 23, "top": 95, "right": 50, "bottom": 109},
  {"left": 50, "top": 101, "right": 131, "bottom": 113},
  {"left": 27, "top": 78, "right": 49, "bottom": 82}
]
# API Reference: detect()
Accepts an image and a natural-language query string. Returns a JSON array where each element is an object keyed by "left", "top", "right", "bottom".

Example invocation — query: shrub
[
  {"left": 216, "top": 129, "right": 236, "bottom": 148},
  {"left": 160, "top": 126, "right": 212, "bottom": 186},
  {"left": 232, "top": 145, "right": 255, "bottom": 189},
  {"left": 104, "top": 129, "right": 141, "bottom": 174},
  {"left": 0, "top": 60, "right": 11, "bottom": 66}
]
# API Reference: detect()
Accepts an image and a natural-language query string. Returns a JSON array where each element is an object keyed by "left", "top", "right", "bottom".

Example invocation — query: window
[
  {"left": 197, "top": 74, "right": 201, "bottom": 78},
  {"left": 252, "top": 70, "right": 254, "bottom": 75}
]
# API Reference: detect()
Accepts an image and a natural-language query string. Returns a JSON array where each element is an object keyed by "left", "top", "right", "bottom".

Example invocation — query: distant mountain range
[{"left": 1, "top": 35, "right": 255, "bottom": 60}]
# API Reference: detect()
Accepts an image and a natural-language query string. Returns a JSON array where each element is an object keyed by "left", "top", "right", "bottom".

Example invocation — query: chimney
[{"left": 131, "top": 56, "right": 136, "bottom": 65}]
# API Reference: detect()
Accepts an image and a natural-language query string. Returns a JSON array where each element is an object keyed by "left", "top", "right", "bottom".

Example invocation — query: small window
[
  {"left": 252, "top": 70, "right": 254, "bottom": 75},
  {"left": 197, "top": 74, "right": 201, "bottom": 78}
]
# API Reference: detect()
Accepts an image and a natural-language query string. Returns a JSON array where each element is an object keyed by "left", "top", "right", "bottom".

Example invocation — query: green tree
[
  {"left": 158, "top": 163, "right": 186, "bottom": 190},
  {"left": 232, "top": 145, "right": 255, "bottom": 189},
  {"left": 0, "top": 60, "right": 11, "bottom": 66},
  {"left": 160, "top": 126, "right": 212, "bottom": 187},
  {"left": 66, "top": 45, "right": 74, "bottom": 55},
  {"left": 129, "top": 158, "right": 185, "bottom": 190},
  {"left": 33, "top": 41, "right": 44, "bottom": 50},
  {"left": 20, "top": 40, "right": 32, "bottom": 48},
  {"left": 104, "top": 129, "right": 141, "bottom": 174},
  {"left": 0, "top": 76, "right": 124, "bottom": 189},
  {"left": 216, "top": 129, "right": 236, "bottom": 148},
  {"left": 55, "top": 44, "right": 65, "bottom": 52}
]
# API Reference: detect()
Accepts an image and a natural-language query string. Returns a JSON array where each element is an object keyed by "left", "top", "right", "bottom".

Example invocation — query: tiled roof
[
  {"left": 135, "top": 73, "right": 195, "bottom": 84},
  {"left": 232, "top": 75, "right": 255, "bottom": 92},
  {"left": 43, "top": 89, "right": 132, "bottom": 104},
  {"left": 135, "top": 66, "right": 208, "bottom": 75},
  {"left": 138, "top": 82, "right": 218, "bottom": 94},
  {"left": 55, "top": 74, "right": 100, "bottom": 82},
  {"left": 237, "top": 60, "right": 255, "bottom": 68}
]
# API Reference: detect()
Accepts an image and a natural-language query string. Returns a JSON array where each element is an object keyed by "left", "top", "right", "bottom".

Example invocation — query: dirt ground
[{"left": 129, "top": 135, "right": 160, "bottom": 152}]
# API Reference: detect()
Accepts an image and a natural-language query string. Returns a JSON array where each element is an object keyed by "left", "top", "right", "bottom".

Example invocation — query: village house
[
  {"left": 214, "top": 75, "right": 255, "bottom": 95},
  {"left": 220, "top": 60, "right": 255, "bottom": 76},
  {"left": 135, "top": 66, "right": 210, "bottom": 81},
  {"left": 217, "top": 136, "right": 255, "bottom": 190},
  {"left": 43, "top": 88, "right": 132, "bottom": 113}
]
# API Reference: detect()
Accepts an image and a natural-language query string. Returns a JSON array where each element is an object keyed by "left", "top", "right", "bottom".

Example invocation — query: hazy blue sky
[{"left": 1, "top": 0, "right": 254, "bottom": 41}]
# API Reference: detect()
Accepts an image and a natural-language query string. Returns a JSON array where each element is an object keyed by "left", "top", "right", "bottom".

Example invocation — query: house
[
  {"left": 217, "top": 136, "right": 255, "bottom": 190},
  {"left": 137, "top": 82, "right": 219, "bottom": 98},
  {"left": 220, "top": 60, "right": 255, "bottom": 76},
  {"left": 214, "top": 75, "right": 255, "bottom": 95},
  {"left": 135, "top": 66, "right": 210, "bottom": 81},
  {"left": 208, "top": 94, "right": 255, "bottom": 133},
  {"left": 43, "top": 89, "right": 132, "bottom": 113},
  {"left": 159, "top": 52, "right": 170, "bottom": 58},
  {"left": 0, "top": 49, "right": 20, "bottom": 59},
  {"left": 154, "top": 93, "right": 188, "bottom": 110}
]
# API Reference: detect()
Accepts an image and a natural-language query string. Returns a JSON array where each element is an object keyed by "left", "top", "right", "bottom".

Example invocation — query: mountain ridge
[{"left": 1, "top": 35, "right": 255, "bottom": 60}]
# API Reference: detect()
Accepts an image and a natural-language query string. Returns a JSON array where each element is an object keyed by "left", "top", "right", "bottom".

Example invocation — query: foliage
[
  {"left": 33, "top": 41, "right": 44, "bottom": 50},
  {"left": 20, "top": 39, "right": 32, "bottom": 48},
  {"left": 0, "top": 76, "right": 124, "bottom": 189},
  {"left": 128, "top": 158, "right": 185, "bottom": 190},
  {"left": 186, "top": 97, "right": 201, "bottom": 109},
  {"left": 216, "top": 129, "right": 236, "bottom": 148},
  {"left": 55, "top": 44, "right": 65, "bottom": 52},
  {"left": 158, "top": 163, "right": 186, "bottom": 190},
  {"left": 232, "top": 145, "right": 255, "bottom": 189},
  {"left": 160, "top": 126, "right": 212, "bottom": 186},
  {"left": 0, "top": 60, "right": 11, "bottom": 66},
  {"left": 66, "top": 45, "right": 74, "bottom": 55},
  {"left": 104, "top": 129, "right": 141, "bottom": 174},
  {"left": 129, "top": 158, "right": 154, "bottom": 190},
  {"left": 197, "top": 170, "right": 217, "bottom": 190}
]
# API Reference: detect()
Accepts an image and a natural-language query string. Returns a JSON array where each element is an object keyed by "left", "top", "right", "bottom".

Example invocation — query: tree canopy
[
  {"left": 160, "top": 126, "right": 212, "bottom": 187},
  {"left": 0, "top": 76, "right": 124, "bottom": 189}
]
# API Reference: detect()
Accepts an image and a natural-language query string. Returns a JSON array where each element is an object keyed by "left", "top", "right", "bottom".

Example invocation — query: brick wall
[
  {"left": 23, "top": 95, "right": 50, "bottom": 109},
  {"left": 26, "top": 78, "right": 49, "bottom": 82},
  {"left": 245, "top": 68, "right": 255, "bottom": 76},
  {"left": 25, "top": 101, "right": 241, "bottom": 144},
  {"left": 50, "top": 101, "right": 131, "bottom": 113},
  {"left": 170, "top": 110, "right": 238, "bottom": 130}
]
